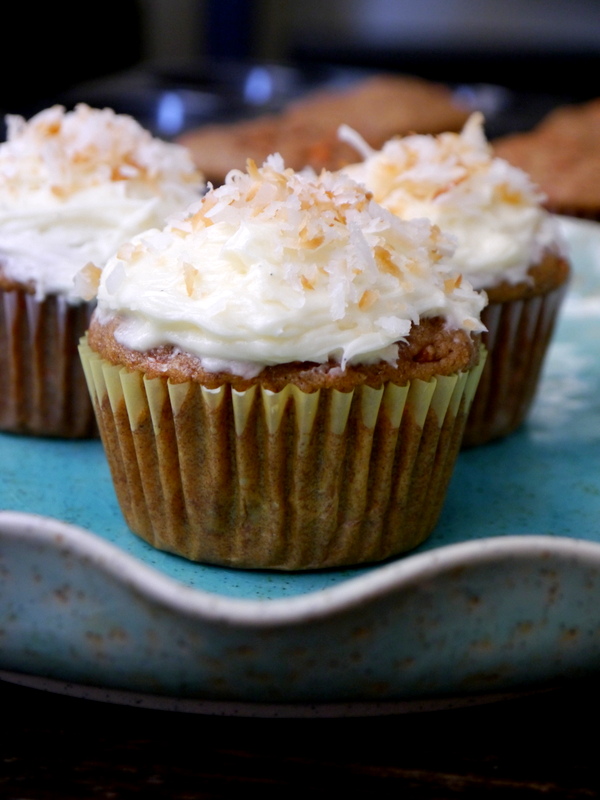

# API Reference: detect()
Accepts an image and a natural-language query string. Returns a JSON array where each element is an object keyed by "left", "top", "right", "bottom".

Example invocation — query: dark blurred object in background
[
  {"left": 2, "top": 0, "right": 599, "bottom": 143},
  {"left": 274, "top": 0, "right": 600, "bottom": 100},
  {"left": 206, "top": 0, "right": 256, "bottom": 62},
  {"left": 0, "top": 1, "right": 143, "bottom": 119}
]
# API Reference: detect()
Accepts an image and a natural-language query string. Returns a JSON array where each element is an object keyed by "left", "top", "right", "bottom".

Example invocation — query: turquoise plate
[{"left": 2, "top": 216, "right": 600, "bottom": 714}]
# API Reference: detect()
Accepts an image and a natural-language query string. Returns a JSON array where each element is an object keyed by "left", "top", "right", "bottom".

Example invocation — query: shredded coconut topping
[
  {"left": 96, "top": 155, "right": 486, "bottom": 376},
  {"left": 340, "top": 113, "right": 563, "bottom": 289},
  {"left": 0, "top": 104, "right": 201, "bottom": 197},
  {"left": 0, "top": 104, "right": 204, "bottom": 302}
]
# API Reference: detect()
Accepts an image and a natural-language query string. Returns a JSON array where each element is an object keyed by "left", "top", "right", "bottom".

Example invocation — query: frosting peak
[
  {"left": 95, "top": 155, "right": 485, "bottom": 378},
  {"left": 1, "top": 103, "right": 201, "bottom": 198},
  {"left": 340, "top": 113, "right": 562, "bottom": 289},
  {"left": 0, "top": 104, "right": 204, "bottom": 302}
]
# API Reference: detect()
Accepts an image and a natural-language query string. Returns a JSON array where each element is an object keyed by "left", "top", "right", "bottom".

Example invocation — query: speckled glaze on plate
[{"left": 1, "top": 216, "right": 600, "bottom": 713}]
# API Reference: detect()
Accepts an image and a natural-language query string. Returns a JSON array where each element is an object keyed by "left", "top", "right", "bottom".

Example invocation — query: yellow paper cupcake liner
[
  {"left": 79, "top": 337, "right": 485, "bottom": 570},
  {"left": 463, "top": 281, "right": 568, "bottom": 447}
]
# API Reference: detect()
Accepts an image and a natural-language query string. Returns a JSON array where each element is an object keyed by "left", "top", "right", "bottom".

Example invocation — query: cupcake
[
  {"left": 0, "top": 103, "right": 204, "bottom": 438},
  {"left": 79, "top": 155, "right": 486, "bottom": 570},
  {"left": 340, "top": 113, "right": 571, "bottom": 446}
]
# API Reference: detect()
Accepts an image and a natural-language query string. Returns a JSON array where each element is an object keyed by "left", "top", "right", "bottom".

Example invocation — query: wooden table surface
[{"left": 2, "top": 677, "right": 598, "bottom": 799}]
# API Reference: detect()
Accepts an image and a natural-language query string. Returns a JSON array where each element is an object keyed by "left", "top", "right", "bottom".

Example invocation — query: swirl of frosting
[
  {"left": 0, "top": 104, "right": 204, "bottom": 302},
  {"left": 339, "top": 113, "right": 562, "bottom": 290},
  {"left": 93, "top": 154, "right": 486, "bottom": 378}
]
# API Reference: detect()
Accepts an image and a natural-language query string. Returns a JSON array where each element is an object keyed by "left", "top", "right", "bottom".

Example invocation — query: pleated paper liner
[
  {"left": 79, "top": 337, "right": 485, "bottom": 570},
  {"left": 463, "top": 278, "right": 569, "bottom": 448},
  {"left": 0, "top": 289, "right": 97, "bottom": 438}
]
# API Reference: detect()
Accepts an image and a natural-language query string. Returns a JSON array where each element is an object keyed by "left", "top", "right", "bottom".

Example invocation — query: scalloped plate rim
[{"left": 3, "top": 509, "right": 600, "bottom": 627}]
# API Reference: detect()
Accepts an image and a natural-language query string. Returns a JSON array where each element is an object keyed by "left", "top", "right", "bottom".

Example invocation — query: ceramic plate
[{"left": 2, "top": 216, "right": 600, "bottom": 713}]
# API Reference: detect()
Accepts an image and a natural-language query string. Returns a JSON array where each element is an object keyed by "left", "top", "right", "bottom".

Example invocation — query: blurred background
[{"left": 2, "top": 0, "right": 599, "bottom": 137}]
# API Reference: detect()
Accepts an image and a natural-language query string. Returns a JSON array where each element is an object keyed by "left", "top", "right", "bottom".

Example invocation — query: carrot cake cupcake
[
  {"left": 79, "top": 155, "right": 486, "bottom": 570},
  {"left": 0, "top": 103, "right": 204, "bottom": 437},
  {"left": 340, "top": 113, "right": 571, "bottom": 446}
]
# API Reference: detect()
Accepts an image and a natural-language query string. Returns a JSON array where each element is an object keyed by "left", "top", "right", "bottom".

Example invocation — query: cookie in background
[
  {"left": 493, "top": 98, "right": 600, "bottom": 220},
  {"left": 177, "top": 73, "right": 472, "bottom": 185}
]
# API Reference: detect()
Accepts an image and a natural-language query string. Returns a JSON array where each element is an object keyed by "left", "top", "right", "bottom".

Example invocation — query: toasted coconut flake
[
  {"left": 74, "top": 262, "right": 102, "bottom": 301},
  {"left": 246, "top": 158, "right": 260, "bottom": 180},
  {"left": 359, "top": 289, "right": 379, "bottom": 310},
  {"left": 98, "top": 155, "right": 486, "bottom": 371},
  {"left": 444, "top": 274, "right": 463, "bottom": 292},
  {"left": 183, "top": 262, "right": 198, "bottom": 296},
  {"left": 374, "top": 245, "right": 401, "bottom": 277},
  {"left": 116, "top": 242, "right": 136, "bottom": 261},
  {"left": 0, "top": 103, "right": 203, "bottom": 199},
  {"left": 340, "top": 112, "right": 559, "bottom": 290}
]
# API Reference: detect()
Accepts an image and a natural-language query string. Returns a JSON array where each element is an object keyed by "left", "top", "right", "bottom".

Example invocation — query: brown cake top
[{"left": 88, "top": 314, "right": 481, "bottom": 391}]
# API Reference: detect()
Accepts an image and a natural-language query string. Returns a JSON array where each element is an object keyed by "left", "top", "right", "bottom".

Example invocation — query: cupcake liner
[
  {"left": 80, "top": 337, "right": 485, "bottom": 570},
  {"left": 463, "top": 281, "right": 569, "bottom": 447},
  {"left": 0, "top": 288, "right": 97, "bottom": 438}
]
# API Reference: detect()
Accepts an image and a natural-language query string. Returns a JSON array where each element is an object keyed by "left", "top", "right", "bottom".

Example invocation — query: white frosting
[
  {"left": 95, "top": 155, "right": 486, "bottom": 378},
  {"left": 0, "top": 104, "right": 204, "bottom": 302},
  {"left": 340, "top": 114, "right": 563, "bottom": 290}
]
